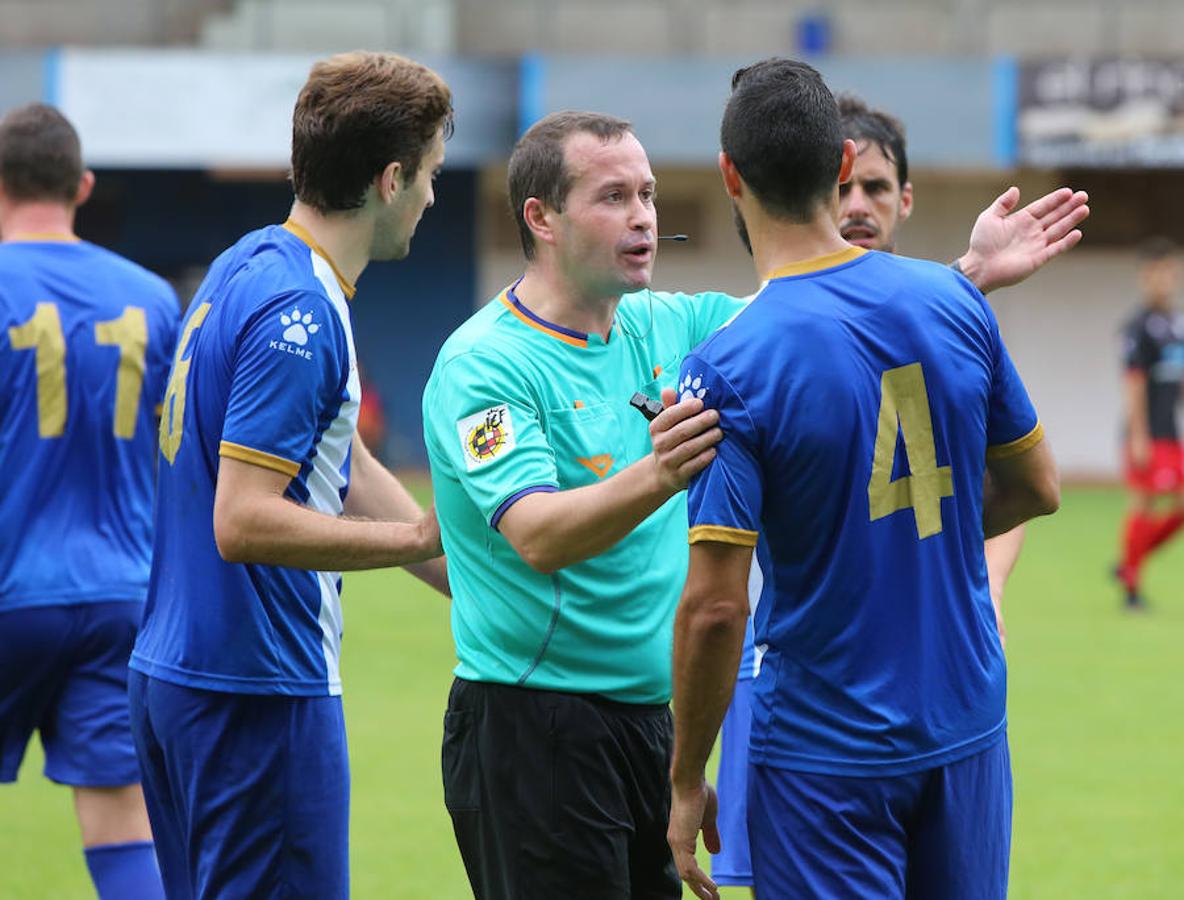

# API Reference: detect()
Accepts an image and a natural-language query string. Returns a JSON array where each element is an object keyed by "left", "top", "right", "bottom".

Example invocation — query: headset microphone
[{"left": 657, "top": 234, "right": 689, "bottom": 241}]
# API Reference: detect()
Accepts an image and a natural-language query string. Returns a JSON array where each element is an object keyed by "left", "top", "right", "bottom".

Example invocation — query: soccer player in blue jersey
[
  {"left": 707, "top": 93, "right": 1089, "bottom": 893},
  {"left": 127, "top": 52, "right": 451, "bottom": 899},
  {"left": 667, "top": 59, "right": 1061, "bottom": 899},
  {"left": 0, "top": 103, "right": 179, "bottom": 900}
]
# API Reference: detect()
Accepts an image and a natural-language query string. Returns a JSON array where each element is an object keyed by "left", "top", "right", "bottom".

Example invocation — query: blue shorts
[
  {"left": 128, "top": 672, "right": 349, "bottom": 900},
  {"left": 0, "top": 602, "right": 142, "bottom": 786},
  {"left": 749, "top": 737, "right": 1012, "bottom": 900},
  {"left": 711, "top": 674, "right": 753, "bottom": 887}
]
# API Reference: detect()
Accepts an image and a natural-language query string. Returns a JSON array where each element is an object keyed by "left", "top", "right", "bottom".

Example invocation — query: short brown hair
[
  {"left": 0, "top": 103, "right": 83, "bottom": 204},
  {"left": 507, "top": 111, "right": 633, "bottom": 260},
  {"left": 291, "top": 51, "right": 453, "bottom": 213}
]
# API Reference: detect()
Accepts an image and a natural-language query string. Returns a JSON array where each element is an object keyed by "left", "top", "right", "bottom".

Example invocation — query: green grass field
[{"left": 2, "top": 486, "right": 1181, "bottom": 898}]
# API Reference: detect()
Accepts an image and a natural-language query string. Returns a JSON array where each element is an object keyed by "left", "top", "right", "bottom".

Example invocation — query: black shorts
[{"left": 442, "top": 678, "right": 680, "bottom": 900}]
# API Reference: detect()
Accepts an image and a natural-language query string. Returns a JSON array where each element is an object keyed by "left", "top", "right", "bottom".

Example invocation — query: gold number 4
[
  {"left": 9, "top": 302, "right": 148, "bottom": 440},
  {"left": 159, "top": 302, "right": 211, "bottom": 465},
  {"left": 868, "top": 362, "right": 954, "bottom": 539}
]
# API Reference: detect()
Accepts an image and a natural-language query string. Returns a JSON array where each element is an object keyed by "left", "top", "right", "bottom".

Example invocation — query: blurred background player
[
  {"left": 668, "top": 57, "right": 1060, "bottom": 899},
  {"left": 1117, "top": 237, "right": 1184, "bottom": 609},
  {"left": 707, "top": 92, "right": 1088, "bottom": 893},
  {"left": 127, "top": 52, "right": 450, "bottom": 899},
  {"left": 0, "top": 103, "right": 178, "bottom": 900}
]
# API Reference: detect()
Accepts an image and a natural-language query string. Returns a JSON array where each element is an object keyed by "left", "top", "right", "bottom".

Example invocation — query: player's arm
[
  {"left": 668, "top": 540, "right": 752, "bottom": 900},
  {"left": 983, "top": 438, "right": 1059, "bottom": 539},
  {"left": 1124, "top": 367, "right": 1151, "bottom": 466},
  {"left": 955, "top": 186, "right": 1089, "bottom": 294},
  {"left": 984, "top": 525, "right": 1025, "bottom": 648},
  {"left": 343, "top": 432, "right": 450, "bottom": 596},
  {"left": 498, "top": 390, "right": 720, "bottom": 573},
  {"left": 213, "top": 456, "right": 441, "bottom": 570}
]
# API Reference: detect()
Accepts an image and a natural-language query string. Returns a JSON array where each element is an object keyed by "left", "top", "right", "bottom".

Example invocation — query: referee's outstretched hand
[{"left": 649, "top": 388, "right": 722, "bottom": 492}]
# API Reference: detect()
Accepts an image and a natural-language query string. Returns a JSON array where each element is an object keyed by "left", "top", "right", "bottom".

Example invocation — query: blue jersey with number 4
[
  {"left": 130, "top": 223, "right": 360, "bottom": 697},
  {"left": 0, "top": 238, "right": 179, "bottom": 611},
  {"left": 683, "top": 247, "right": 1042, "bottom": 777}
]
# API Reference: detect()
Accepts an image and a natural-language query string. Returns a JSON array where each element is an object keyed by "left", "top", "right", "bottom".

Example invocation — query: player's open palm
[
  {"left": 650, "top": 387, "right": 722, "bottom": 491},
  {"left": 668, "top": 780, "right": 721, "bottom": 900},
  {"left": 962, "top": 186, "right": 1089, "bottom": 292}
]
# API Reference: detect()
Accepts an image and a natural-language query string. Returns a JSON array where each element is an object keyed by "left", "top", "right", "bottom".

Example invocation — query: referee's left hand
[{"left": 668, "top": 779, "right": 721, "bottom": 900}]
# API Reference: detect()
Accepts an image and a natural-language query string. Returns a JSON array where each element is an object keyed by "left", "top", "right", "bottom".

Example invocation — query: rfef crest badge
[{"left": 457, "top": 404, "right": 516, "bottom": 471}]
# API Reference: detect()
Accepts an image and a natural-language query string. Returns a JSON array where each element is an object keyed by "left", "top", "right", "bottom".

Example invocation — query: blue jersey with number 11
[
  {"left": 684, "top": 247, "right": 1042, "bottom": 777},
  {"left": 0, "top": 238, "right": 179, "bottom": 611}
]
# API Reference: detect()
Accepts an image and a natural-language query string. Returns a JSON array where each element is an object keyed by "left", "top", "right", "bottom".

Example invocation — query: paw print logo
[
  {"left": 280, "top": 307, "right": 320, "bottom": 346},
  {"left": 679, "top": 372, "right": 707, "bottom": 402}
]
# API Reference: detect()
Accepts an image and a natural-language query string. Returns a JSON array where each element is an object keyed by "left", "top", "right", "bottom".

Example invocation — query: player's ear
[
  {"left": 898, "top": 180, "right": 914, "bottom": 223},
  {"left": 74, "top": 170, "right": 95, "bottom": 208},
  {"left": 376, "top": 160, "right": 403, "bottom": 204},
  {"left": 522, "top": 196, "right": 556, "bottom": 249},
  {"left": 718, "top": 152, "right": 743, "bottom": 199},
  {"left": 837, "top": 139, "right": 858, "bottom": 185}
]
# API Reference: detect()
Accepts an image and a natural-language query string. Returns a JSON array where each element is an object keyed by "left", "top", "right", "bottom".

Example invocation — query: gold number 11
[{"left": 8, "top": 302, "right": 149, "bottom": 440}]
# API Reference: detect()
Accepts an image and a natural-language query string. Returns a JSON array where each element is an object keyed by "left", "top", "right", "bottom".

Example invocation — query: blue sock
[{"left": 84, "top": 841, "right": 165, "bottom": 900}]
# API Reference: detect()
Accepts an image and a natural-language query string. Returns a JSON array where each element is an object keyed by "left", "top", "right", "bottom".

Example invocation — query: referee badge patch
[{"left": 458, "top": 405, "right": 516, "bottom": 471}]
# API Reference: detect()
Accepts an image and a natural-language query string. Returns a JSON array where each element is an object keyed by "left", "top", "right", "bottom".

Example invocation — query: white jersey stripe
[{"left": 305, "top": 250, "right": 359, "bottom": 693}]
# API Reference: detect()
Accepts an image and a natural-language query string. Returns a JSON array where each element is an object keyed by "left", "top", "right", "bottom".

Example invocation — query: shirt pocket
[
  {"left": 619, "top": 353, "right": 684, "bottom": 461},
  {"left": 636, "top": 353, "right": 683, "bottom": 402},
  {"left": 544, "top": 402, "right": 626, "bottom": 488}
]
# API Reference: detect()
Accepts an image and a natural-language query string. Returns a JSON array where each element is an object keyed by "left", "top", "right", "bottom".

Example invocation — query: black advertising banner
[{"left": 1018, "top": 59, "right": 1184, "bottom": 167}]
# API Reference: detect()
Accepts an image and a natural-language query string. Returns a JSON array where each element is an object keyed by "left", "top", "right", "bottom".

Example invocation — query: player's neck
[
  {"left": 747, "top": 211, "right": 851, "bottom": 282},
  {"left": 514, "top": 263, "right": 620, "bottom": 341},
  {"left": 286, "top": 202, "right": 370, "bottom": 288},
  {"left": 0, "top": 202, "right": 76, "bottom": 241}
]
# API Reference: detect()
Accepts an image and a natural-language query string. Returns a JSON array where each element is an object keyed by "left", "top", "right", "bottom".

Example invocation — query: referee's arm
[{"left": 498, "top": 391, "right": 721, "bottom": 573}]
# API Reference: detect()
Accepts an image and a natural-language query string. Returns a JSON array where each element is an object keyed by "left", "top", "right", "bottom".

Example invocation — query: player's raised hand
[
  {"left": 957, "top": 186, "right": 1090, "bottom": 294},
  {"left": 668, "top": 779, "right": 721, "bottom": 900},
  {"left": 649, "top": 387, "right": 722, "bottom": 491}
]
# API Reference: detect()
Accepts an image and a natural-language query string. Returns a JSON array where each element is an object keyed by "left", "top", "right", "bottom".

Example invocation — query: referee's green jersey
[{"left": 423, "top": 282, "right": 744, "bottom": 703}]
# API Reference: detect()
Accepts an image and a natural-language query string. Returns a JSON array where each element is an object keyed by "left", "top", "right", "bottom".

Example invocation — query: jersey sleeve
[
  {"left": 983, "top": 303, "right": 1043, "bottom": 459},
  {"left": 423, "top": 349, "right": 559, "bottom": 528},
  {"left": 681, "top": 353, "right": 763, "bottom": 546},
  {"left": 219, "top": 290, "right": 347, "bottom": 477}
]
